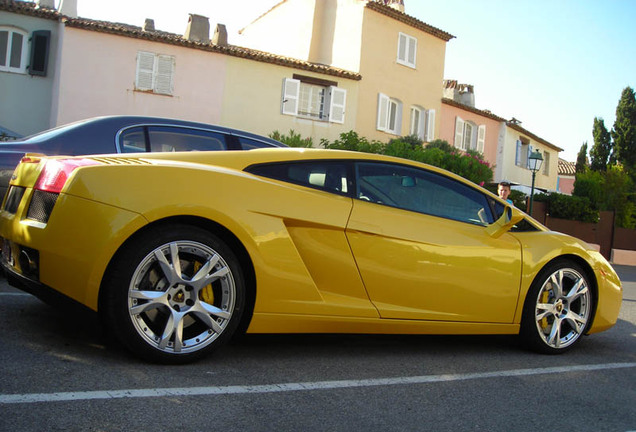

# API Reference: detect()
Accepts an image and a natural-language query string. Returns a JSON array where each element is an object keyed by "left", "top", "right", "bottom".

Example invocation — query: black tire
[
  {"left": 520, "top": 259, "right": 594, "bottom": 354},
  {"left": 102, "top": 224, "right": 246, "bottom": 364}
]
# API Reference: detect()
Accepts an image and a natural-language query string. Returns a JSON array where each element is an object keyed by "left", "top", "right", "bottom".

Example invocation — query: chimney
[
  {"left": 459, "top": 85, "right": 475, "bottom": 107},
  {"left": 308, "top": 0, "right": 337, "bottom": 65},
  {"left": 374, "top": 0, "right": 405, "bottom": 13},
  {"left": 442, "top": 80, "right": 475, "bottom": 108},
  {"left": 212, "top": 24, "right": 228, "bottom": 46},
  {"left": 57, "top": 0, "right": 77, "bottom": 17},
  {"left": 35, "top": 0, "right": 55, "bottom": 9},
  {"left": 143, "top": 19, "right": 155, "bottom": 32},
  {"left": 184, "top": 14, "right": 210, "bottom": 44}
]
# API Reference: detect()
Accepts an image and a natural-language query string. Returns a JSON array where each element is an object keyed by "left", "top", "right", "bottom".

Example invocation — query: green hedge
[
  {"left": 322, "top": 132, "right": 493, "bottom": 185},
  {"left": 533, "top": 192, "right": 599, "bottom": 223}
]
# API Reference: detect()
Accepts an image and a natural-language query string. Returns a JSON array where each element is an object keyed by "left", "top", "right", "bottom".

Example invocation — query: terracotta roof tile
[
  {"left": 62, "top": 17, "right": 361, "bottom": 80},
  {"left": 558, "top": 158, "right": 576, "bottom": 176},
  {"left": 365, "top": 2, "right": 454, "bottom": 42},
  {"left": 0, "top": 0, "right": 60, "bottom": 20},
  {"left": 442, "top": 98, "right": 563, "bottom": 152},
  {"left": 442, "top": 98, "right": 507, "bottom": 122},
  {"left": 1, "top": 1, "right": 361, "bottom": 81},
  {"left": 506, "top": 122, "right": 563, "bottom": 152}
]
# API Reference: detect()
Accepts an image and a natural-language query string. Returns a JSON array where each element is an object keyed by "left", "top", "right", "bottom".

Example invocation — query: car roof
[
  {"left": 118, "top": 147, "right": 480, "bottom": 188},
  {"left": 2, "top": 116, "right": 285, "bottom": 151}
]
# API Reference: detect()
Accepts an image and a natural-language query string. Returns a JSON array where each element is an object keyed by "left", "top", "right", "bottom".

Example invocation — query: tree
[
  {"left": 603, "top": 165, "right": 635, "bottom": 228},
  {"left": 590, "top": 117, "right": 612, "bottom": 171},
  {"left": 573, "top": 169, "right": 603, "bottom": 208},
  {"left": 575, "top": 142, "right": 588, "bottom": 173},
  {"left": 573, "top": 165, "right": 635, "bottom": 228},
  {"left": 611, "top": 87, "right": 636, "bottom": 171},
  {"left": 269, "top": 130, "right": 314, "bottom": 147}
]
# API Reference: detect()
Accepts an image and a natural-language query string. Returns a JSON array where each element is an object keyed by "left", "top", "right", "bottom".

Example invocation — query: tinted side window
[
  {"left": 119, "top": 127, "right": 147, "bottom": 153},
  {"left": 356, "top": 162, "right": 494, "bottom": 225},
  {"left": 248, "top": 161, "right": 349, "bottom": 194},
  {"left": 147, "top": 126, "right": 227, "bottom": 152},
  {"left": 238, "top": 137, "right": 276, "bottom": 150}
]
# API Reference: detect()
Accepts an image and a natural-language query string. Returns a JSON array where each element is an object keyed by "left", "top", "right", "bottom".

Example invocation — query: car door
[
  {"left": 346, "top": 161, "right": 522, "bottom": 323},
  {"left": 245, "top": 160, "right": 378, "bottom": 318}
]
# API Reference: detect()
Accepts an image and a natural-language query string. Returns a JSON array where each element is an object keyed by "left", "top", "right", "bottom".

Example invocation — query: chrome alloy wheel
[
  {"left": 534, "top": 267, "right": 591, "bottom": 349},
  {"left": 127, "top": 240, "right": 236, "bottom": 354}
]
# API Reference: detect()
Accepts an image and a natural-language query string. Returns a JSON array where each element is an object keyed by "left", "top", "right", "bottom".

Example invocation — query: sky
[{"left": 71, "top": 0, "right": 636, "bottom": 161}]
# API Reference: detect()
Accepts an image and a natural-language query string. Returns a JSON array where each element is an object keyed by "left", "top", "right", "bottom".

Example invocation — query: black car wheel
[
  {"left": 103, "top": 224, "right": 245, "bottom": 363},
  {"left": 520, "top": 259, "right": 593, "bottom": 354}
]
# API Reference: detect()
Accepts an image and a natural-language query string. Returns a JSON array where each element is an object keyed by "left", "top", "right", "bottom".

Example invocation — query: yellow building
[
  {"left": 238, "top": 0, "right": 454, "bottom": 143},
  {"left": 497, "top": 120, "right": 562, "bottom": 192}
]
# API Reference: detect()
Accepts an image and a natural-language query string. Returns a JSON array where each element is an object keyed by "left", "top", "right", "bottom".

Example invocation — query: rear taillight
[{"left": 34, "top": 158, "right": 102, "bottom": 194}]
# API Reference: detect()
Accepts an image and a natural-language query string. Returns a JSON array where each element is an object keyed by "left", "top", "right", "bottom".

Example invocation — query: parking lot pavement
[{"left": 0, "top": 267, "right": 634, "bottom": 432}]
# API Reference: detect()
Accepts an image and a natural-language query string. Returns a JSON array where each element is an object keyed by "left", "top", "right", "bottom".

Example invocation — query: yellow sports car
[{"left": 0, "top": 149, "right": 622, "bottom": 363}]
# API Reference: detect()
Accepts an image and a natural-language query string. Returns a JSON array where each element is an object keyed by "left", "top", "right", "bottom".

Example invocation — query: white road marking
[{"left": 1, "top": 362, "right": 634, "bottom": 405}]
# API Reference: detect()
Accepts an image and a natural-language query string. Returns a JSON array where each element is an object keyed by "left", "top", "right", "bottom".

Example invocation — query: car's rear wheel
[
  {"left": 520, "top": 260, "right": 593, "bottom": 354},
  {"left": 103, "top": 224, "right": 245, "bottom": 364}
]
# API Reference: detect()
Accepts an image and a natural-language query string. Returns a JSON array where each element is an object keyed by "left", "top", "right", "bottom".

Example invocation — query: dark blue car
[{"left": 0, "top": 116, "right": 286, "bottom": 198}]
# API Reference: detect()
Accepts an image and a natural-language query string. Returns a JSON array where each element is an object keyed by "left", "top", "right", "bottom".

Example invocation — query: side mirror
[{"left": 486, "top": 205, "right": 524, "bottom": 238}]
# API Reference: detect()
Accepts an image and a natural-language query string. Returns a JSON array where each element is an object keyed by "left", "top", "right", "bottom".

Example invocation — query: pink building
[
  {"left": 557, "top": 158, "right": 576, "bottom": 195},
  {"left": 440, "top": 97, "right": 505, "bottom": 169}
]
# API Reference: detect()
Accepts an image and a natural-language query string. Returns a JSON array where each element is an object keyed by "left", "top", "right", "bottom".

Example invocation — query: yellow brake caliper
[
  {"left": 539, "top": 287, "right": 550, "bottom": 330},
  {"left": 195, "top": 261, "right": 215, "bottom": 303}
]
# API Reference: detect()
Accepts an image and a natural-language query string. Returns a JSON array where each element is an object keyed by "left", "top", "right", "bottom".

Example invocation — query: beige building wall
[
  {"left": 55, "top": 27, "right": 227, "bottom": 126},
  {"left": 498, "top": 126, "right": 560, "bottom": 191},
  {"left": 239, "top": 1, "right": 450, "bottom": 144},
  {"left": 220, "top": 56, "right": 359, "bottom": 141},
  {"left": 238, "top": 0, "right": 316, "bottom": 63},
  {"left": 239, "top": 0, "right": 365, "bottom": 73},
  {"left": 355, "top": 6, "right": 446, "bottom": 141}
]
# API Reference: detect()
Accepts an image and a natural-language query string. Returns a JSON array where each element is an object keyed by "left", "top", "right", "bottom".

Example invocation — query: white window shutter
[
  {"left": 454, "top": 116, "right": 464, "bottom": 149},
  {"left": 136, "top": 51, "right": 155, "bottom": 91},
  {"left": 526, "top": 145, "right": 533, "bottom": 169},
  {"left": 415, "top": 108, "right": 426, "bottom": 140},
  {"left": 408, "top": 37, "right": 417, "bottom": 67},
  {"left": 392, "top": 101, "right": 402, "bottom": 135},
  {"left": 397, "top": 34, "right": 407, "bottom": 63},
  {"left": 515, "top": 140, "right": 522, "bottom": 166},
  {"left": 281, "top": 78, "right": 300, "bottom": 116},
  {"left": 155, "top": 55, "right": 175, "bottom": 95},
  {"left": 426, "top": 109, "right": 435, "bottom": 141},
  {"left": 377, "top": 93, "right": 389, "bottom": 131},
  {"left": 477, "top": 125, "right": 486, "bottom": 153},
  {"left": 328, "top": 87, "right": 346, "bottom": 124},
  {"left": 409, "top": 108, "right": 419, "bottom": 136}
]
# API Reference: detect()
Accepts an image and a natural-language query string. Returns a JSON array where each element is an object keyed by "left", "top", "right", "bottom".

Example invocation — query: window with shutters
[
  {"left": 410, "top": 106, "right": 435, "bottom": 141},
  {"left": 515, "top": 138, "right": 531, "bottom": 167},
  {"left": 397, "top": 32, "right": 417, "bottom": 68},
  {"left": 0, "top": 27, "right": 28, "bottom": 74},
  {"left": 377, "top": 93, "right": 402, "bottom": 135},
  {"left": 281, "top": 75, "right": 346, "bottom": 124},
  {"left": 543, "top": 151, "right": 550, "bottom": 175},
  {"left": 135, "top": 51, "right": 175, "bottom": 95},
  {"left": 453, "top": 117, "right": 485, "bottom": 153}
]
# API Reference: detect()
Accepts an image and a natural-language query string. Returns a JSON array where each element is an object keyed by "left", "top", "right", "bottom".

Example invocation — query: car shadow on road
[{"left": 3, "top": 292, "right": 634, "bottom": 367}]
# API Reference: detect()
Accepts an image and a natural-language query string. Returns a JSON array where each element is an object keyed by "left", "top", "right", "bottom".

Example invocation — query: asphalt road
[{"left": 0, "top": 266, "right": 634, "bottom": 432}]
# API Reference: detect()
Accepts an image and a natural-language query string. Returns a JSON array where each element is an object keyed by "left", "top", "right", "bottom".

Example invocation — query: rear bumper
[
  {"left": 1, "top": 256, "right": 86, "bottom": 311},
  {"left": 0, "top": 191, "right": 147, "bottom": 310},
  {"left": 2, "top": 258, "right": 102, "bottom": 319}
]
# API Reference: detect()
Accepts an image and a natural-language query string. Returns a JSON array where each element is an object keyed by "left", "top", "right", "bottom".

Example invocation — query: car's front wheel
[
  {"left": 520, "top": 260, "right": 594, "bottom": 354},
  {"left": 102, "top": 224, "right": 245, "bottom": 363}
]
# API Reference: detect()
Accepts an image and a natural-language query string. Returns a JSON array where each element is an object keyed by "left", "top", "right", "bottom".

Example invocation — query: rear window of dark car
[
  {"left": 119, "top": 126, "right": 228, "bottom": 153},
  {"left": 238, "top": 137, "right": 278, "bottom": 150}
]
